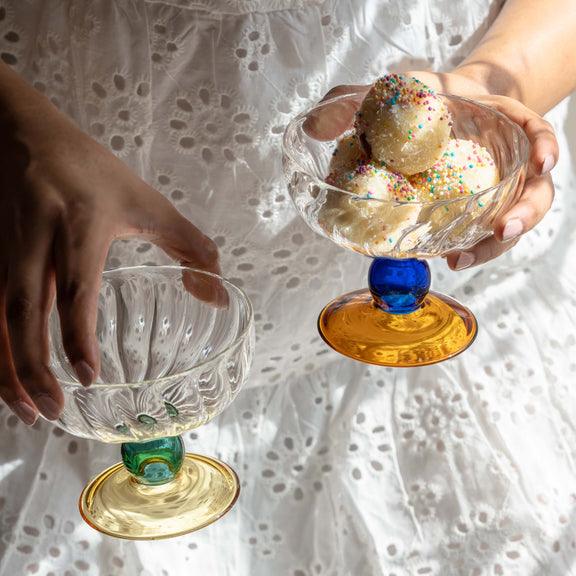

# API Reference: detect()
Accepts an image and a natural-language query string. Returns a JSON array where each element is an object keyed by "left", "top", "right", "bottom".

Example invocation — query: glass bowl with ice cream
[{"left": 282, "top": 74, "right": 529, "bottom": 367}]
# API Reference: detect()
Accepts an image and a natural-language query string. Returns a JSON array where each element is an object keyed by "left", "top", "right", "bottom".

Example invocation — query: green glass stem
[{"left": 121, "top": 435, "right": 185, "bottom": 486}]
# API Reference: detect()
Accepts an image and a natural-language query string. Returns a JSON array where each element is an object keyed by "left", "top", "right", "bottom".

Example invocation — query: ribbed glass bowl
[
  {"left": 49, "top": 266, "right": 254, "bottom": 443},
  {"left": 282, "top": 91, "right": 530, "bottom": 258}
]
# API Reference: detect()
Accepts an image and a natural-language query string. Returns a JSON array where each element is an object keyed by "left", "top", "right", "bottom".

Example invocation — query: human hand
[
  {"left": 408, "top": 71, "right": 558, "bottom": 271},
  {"left": 306, "top": 71, "right": 558, "bottom": 270},
  {"left": 0, "top": 74, "right": 221, "bottom": 425}
]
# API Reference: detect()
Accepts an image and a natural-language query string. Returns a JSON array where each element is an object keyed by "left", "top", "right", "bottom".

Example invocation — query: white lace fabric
[{"left": 1, "top": 0, "right": 576, "bottom": 574}]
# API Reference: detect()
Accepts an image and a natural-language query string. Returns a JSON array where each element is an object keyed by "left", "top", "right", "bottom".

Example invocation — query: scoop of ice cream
[
  {"left": 328, "top": 132, "right": 367, "bottom": 174},
  {"left": 409, "top": 138, "right": 500, "bottom": 237},
  {"left": 409, "top": 138, "right": 499, "bottom": 201},
  {"left": 321, "top": 161, "right": 420, "bottom": 254},
  {"left": 356, "top": 74, "right": 452, "bottom": 176},
  {"left": 328, "top": 161, "right": 416, "bottom": 203},
  {"left": 409, "top": 139, "right": 499, "bottom": 202},
  {"left": 446, "top": 138, "right": 499, "bottom": 193}
]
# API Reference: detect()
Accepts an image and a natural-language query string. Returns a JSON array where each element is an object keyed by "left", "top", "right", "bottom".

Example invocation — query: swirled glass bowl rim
[
  {"left": 52, "top": 265, "right": 254, "bottom": 389},
  {"left": 282, "top": 91, "right": 530, "bottom": 207}
]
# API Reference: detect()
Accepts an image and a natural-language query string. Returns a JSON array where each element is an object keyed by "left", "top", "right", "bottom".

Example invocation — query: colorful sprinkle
[{"left": 386, "top": 90, "right": 401, "bottom": 106}]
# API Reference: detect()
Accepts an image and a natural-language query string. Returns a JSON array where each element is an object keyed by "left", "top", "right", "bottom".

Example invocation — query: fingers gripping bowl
[{"left": 283, "top": 92, "right": 529, "bottom": 259}]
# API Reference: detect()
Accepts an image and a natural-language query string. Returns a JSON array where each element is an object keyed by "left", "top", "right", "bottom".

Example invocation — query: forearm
[{"left": 454, "top": 0, "right": 576, "bottom": 114}]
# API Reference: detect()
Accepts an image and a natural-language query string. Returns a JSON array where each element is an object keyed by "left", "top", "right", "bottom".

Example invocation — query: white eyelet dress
[{"left": 1, "top": 1, "right": 576, "bottom": 574}]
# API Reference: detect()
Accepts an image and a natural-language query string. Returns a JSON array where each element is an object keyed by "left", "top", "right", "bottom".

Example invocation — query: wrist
[
  {"left": 453, "top": 61, "right": 524, "bottom": 102},
  {"left": 450, "top": 65, "right": 493, "bottom": 95},
  {"left": 406, "top": 70, "right": 490, "bottom": 99}
]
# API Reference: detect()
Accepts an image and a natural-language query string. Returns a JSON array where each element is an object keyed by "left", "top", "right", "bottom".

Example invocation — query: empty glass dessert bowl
[
  {"left": 283, "top": 91, "right": 529, "bottom": 367},
  {"left": 49, "top": 265, "right": 254, "bottom": 540}
]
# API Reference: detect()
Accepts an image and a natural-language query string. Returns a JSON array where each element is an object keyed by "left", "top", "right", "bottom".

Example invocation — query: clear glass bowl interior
[
  {"left": 49, "top": 266, "right": 254, "bottom": 443},
  {"left": 283, "top": 92, "right": 530, "bottom": 258}
]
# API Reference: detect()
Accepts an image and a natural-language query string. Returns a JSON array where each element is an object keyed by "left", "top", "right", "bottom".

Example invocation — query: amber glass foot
[
  {"left": 319, "top": 289, "right": 477, "bottom": 367},
  {"left": 318, "top": 258, "right": 477, "bottom": 367},
  {"left": 79, "top": 436, "right": 239, "bottom": 540}
]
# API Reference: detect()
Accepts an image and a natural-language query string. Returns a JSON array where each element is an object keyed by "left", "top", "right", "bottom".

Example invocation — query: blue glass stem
[
  {"left": 369, "top": 258, "right": 431, "bottom": 314},
  {"left": 121, "top": 436, "right": 185, "bottom": 486}
]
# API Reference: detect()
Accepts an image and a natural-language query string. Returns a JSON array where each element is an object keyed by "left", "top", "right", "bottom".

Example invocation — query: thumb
[{"left": 303, "top": 84, "right": 368, "bottom": 141}]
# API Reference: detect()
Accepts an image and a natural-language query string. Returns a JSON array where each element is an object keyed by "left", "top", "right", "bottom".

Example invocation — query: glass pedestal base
[
  {"left": 79, "top": 453, "right": 240, "bottom": 540},
  {"left": 318, "top": 289, "right": 477, "bottom": 367}
]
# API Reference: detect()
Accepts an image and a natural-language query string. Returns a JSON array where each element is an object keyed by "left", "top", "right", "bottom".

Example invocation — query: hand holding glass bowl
[
  {"left": 282, "top": 89, "right": 530, "bottom": 367},
  {"left": 49, "top": 266, "right": 254, "bottom": 540}
]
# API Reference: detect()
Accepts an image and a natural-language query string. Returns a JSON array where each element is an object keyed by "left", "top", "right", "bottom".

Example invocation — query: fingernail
[
  {"left": 12, "top": 402, "right": 38, "bottom": 426},
  {"left": 215, "top": 284, "right": 230, "bottom": 308},
  {"left": 34, "top": 394, "right": 61, "bottom": 420},
  {"left": 541, "top": 155, "right": 555, "bottom": 175},
  {"left": 74, "top": 360, "right": 94, "bottom": 387},
  {"left": 502, "top": 218, "right": 524, "bottom": 241},
  {"left": 454, "top": 252, "right": 476, "bottom": 270}
]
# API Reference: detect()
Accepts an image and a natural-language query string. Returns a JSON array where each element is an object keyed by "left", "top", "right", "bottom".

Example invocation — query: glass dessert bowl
[
  {"left": 49, "top": 266, "right": 254, "bottom": 540},
  {"left": 282, "top": 91, "right": 529, "bottom": 367}
]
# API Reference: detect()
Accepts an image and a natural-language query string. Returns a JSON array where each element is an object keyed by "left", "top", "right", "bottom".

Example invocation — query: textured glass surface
[
  {"left": 369, "top": 258, "right": 431, "bottom": 314},
  {"left": 283, "top": 92, "right": 530, "bottom": 258},
  {"left": 49, "top": 266, "right": 255, "bottom": 443},
  {"left": 121, "top": 436, "right": 184, "bottom": 486}
]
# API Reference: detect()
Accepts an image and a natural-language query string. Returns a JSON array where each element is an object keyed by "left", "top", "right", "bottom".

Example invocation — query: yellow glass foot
[
  {"left": 318, "top": 289, "right": 477, "bottom": 367},
  {"left": 79, "top": 453, "right": 239, "bottom": 540}
]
